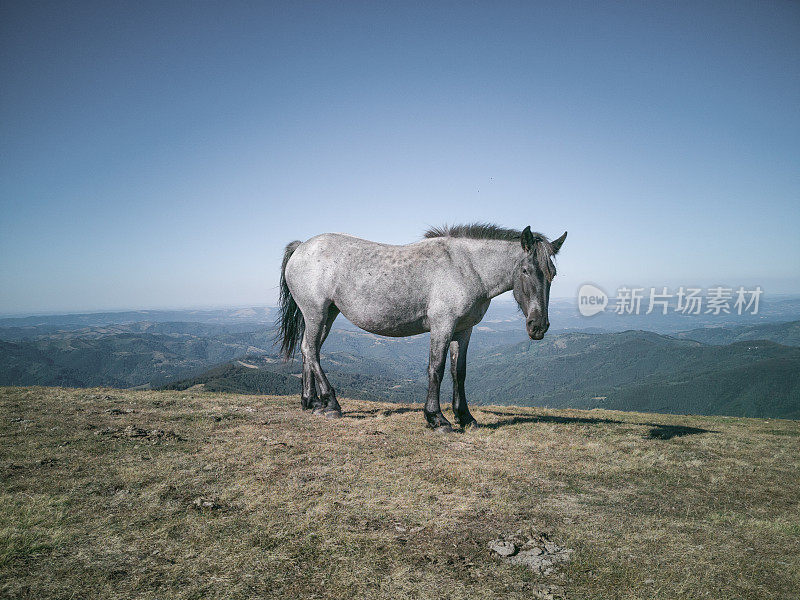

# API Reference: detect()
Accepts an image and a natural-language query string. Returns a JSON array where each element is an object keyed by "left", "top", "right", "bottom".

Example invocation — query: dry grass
[{"left": 1, "top": 386, "right": 798, "bottom": 599}]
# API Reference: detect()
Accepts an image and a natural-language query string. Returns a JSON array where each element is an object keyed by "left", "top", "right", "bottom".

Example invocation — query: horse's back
[{"left": 288, "top": 233, "right": 443, "bottom": 278}]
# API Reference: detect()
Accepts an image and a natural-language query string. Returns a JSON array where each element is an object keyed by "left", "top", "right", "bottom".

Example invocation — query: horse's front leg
[
  {"left": 424, "top": 324, "right": 455, "bottom": 433},
  {"left": 450, "top": 327, "right": 478, "bottom": 428}
]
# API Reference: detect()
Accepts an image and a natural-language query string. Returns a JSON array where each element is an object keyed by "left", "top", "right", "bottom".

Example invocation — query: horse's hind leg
[
  {"left": 301, "top": 304, "right": 341, "bottom": 418},
  {"left": 450, "top": 327, "right": 478, "bottom": 428},
  {"left": 300, "top": 351, "right": 317, "bottom": 410}
]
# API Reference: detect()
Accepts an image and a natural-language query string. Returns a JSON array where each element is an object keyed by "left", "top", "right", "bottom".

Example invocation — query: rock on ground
[{"left": 488, "top": 531, "right": 573, "bottom": 576}]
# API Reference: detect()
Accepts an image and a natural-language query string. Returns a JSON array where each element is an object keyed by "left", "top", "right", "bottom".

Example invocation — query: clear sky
[{"left": 1, "top": 1, "right": 798, "bottom": 314}]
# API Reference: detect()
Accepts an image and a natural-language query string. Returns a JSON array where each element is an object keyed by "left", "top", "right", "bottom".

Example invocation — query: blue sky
[{"left": 1, "top": 1, "right": 798, "bottom": 314}]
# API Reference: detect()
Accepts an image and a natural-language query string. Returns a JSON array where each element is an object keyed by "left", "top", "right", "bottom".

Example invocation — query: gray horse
[{"left": 276, "top": 223, "right": 566, "bottom": 432}]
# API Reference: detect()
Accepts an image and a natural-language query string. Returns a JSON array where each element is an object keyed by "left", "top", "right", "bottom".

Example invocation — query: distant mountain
[
  {"left": 0, "top": 307, "right": 277, "bottom": 340},
  {"left": 0, "top": 340, "right": 127, "bottom": 388},
  {"left": 0, "top": 330, "right": 257, "bottom": 388},
  {"left": 0, "top": 321, "right": 430, "bottom": 390},
  {"left": 608, "top": 354, "right": 800, "bottom": 418},
  {"left": 2, "top": 309, "right": 800, "bottom": 419},
  {"left": 676, "top": 320, "right": 800, "bottom": 346},
  {"left": 162, "top": 361, "right": 299, "bottom": 395},
  {"left": 155, "top": 330, "right": 800, "bottom": 419},
  {"left": 545, "top": 295, "right": 800, "bottom": 334},
  {"left": 160, "top": 354, "right": 426, "bottom": 404},
  {"left": 466, "top": 333, "right": 800, "bottom": 418},
  {"left": 4, "top": 296, "right": 800, "bottom": 337}
]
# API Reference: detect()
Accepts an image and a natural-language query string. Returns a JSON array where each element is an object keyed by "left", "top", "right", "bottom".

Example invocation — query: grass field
[{"left": 1, "top": 387, "right": 798, "bottom": 599}]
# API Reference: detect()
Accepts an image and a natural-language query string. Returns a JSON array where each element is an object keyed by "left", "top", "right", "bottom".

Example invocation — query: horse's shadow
[
  {"left": 476, "top": 409, "right": 713, "bottom": 440},
  {"left": 344, "top": 406, "right": 421, "bottom": 420},
  {"left": 343, "top": 406, "right": 712, "bottom": 439},
  {"left": 645, "top": 424, "right": 712, "bottom": 440}
]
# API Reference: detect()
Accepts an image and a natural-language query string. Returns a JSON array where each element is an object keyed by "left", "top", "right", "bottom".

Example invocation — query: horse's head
[{"left": 513, "top": 226, "right": 567, "bottom": 340}]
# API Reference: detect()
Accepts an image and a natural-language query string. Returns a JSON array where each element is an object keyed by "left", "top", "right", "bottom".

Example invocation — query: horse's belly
[
  {"left": 338, "top": 305, "right": 428, "bottom": 337},
  {"left": 357, "top": 320, "right": 428, "bottom": 337}
]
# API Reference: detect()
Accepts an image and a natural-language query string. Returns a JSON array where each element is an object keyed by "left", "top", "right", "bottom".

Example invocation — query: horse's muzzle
[{"left": 527, "top": 320, "right": 549, "bottom": 340}]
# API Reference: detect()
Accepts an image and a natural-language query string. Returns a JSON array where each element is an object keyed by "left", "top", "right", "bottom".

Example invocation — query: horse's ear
[
  {"left": 521, "top": 226, "right": 535, "bottom": 252},
  {"left": 551, "top": 231, "right": 567, "bottom": 254}
]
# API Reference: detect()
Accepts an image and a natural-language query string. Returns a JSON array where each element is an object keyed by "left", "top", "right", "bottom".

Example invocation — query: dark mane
[
  {"left": 424, "top": 222, "right": 523, "bottom": 242},
  {"left": 424, "top": 222, "right": 556, "bottom": 280}
]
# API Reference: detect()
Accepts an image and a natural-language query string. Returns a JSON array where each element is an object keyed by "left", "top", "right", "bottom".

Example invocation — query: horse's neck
[{"left": 461, "top": 240, "right": 521, "bottom": 299}]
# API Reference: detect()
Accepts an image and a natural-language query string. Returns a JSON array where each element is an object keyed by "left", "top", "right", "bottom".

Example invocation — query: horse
[{"left": 276, "top": 223, "right": 566, "bottom": 432}]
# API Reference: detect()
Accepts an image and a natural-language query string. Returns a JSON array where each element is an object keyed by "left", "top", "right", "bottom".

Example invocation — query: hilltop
[{"left": 1, "top": 387, "right": 798, "bottom": 599}]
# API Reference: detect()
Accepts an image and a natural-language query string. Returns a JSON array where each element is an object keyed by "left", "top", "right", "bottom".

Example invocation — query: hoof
[
  {"left": 323, "top": 409, "right": 342, "bottom": 419},
  {"left": 434, "top": 424, "right": 454, "bottom": 435},
  {"left": 311, "top": 407, "right": 326, "bottom": 416},
  {"left": 460, "top": 419, "right": 479, "bottom": 430}
]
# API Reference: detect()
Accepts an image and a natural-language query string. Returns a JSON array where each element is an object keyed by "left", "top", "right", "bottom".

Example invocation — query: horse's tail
[{"left": 276, "top": 240, "right": 304, "bottom": 360}]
